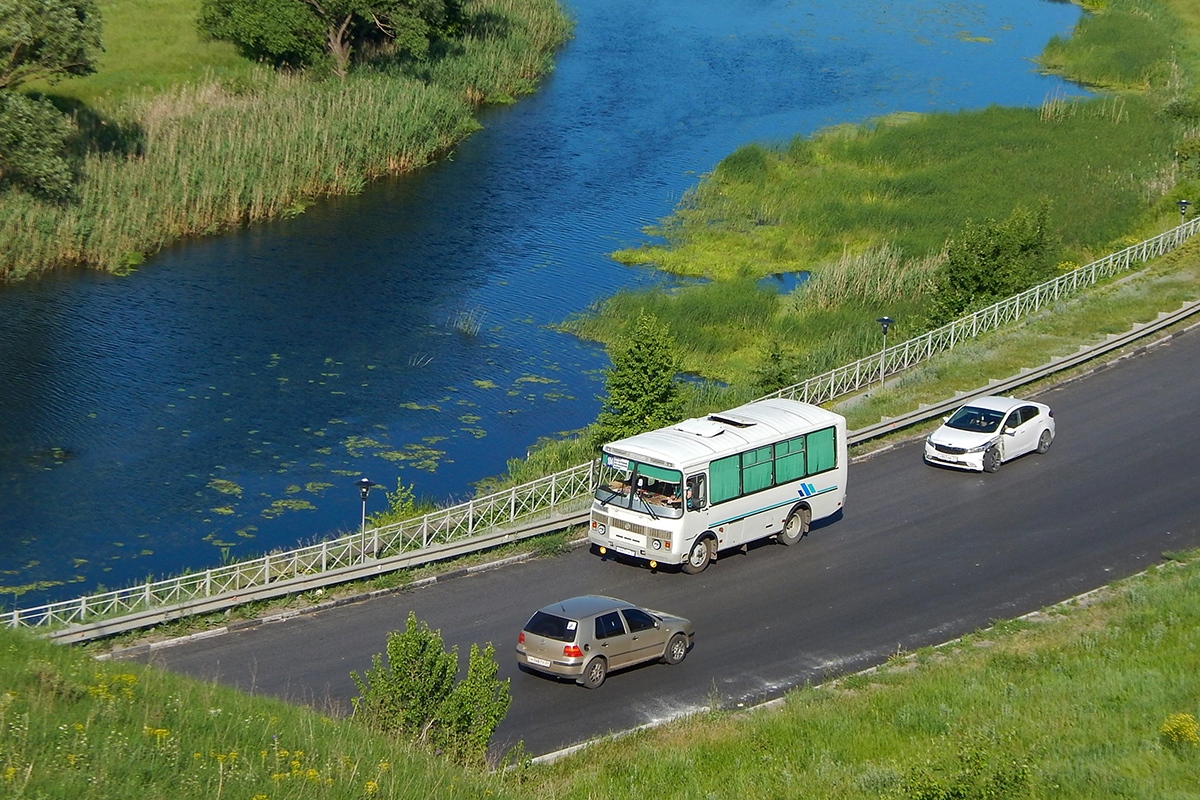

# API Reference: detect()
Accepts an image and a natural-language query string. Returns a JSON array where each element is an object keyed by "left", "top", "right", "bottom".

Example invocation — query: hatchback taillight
[
  {"left": 518, "top": 631, "right": 525, "bottom": 644},
  {"left": 563, "top": 644, "right": 583, "bottom": 658}
]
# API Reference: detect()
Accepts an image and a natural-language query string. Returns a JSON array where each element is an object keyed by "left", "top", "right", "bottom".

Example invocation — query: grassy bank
[
  {"left": 0, "top": 625, "right": 509, "bottom": 799},
  {"left": 0, "top": 0, "right": 571, "bottom": 282},
  {"left": 562, "top": 0, "right": 1199, "bottom": 390}
]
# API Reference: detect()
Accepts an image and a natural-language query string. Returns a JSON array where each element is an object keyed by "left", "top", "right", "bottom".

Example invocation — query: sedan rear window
[
  {"left": 946, "top": 406, "right": 1005, "bottom": 433},
  {"left": 524, "top": 611, "right": 576, "bottom": 642}
]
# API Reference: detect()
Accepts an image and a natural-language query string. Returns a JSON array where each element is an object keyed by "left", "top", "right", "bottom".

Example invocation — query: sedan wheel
[
  {"left": 1036, "top": 429, "right": 1053, "bottom": 454},
  {"left": 982, "top": 446, "right": 1001, "bottom": 473}
]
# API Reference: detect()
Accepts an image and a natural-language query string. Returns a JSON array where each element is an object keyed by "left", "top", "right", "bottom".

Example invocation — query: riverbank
[
  {"left": 0, "top": 0, "right": 571, "bottom": 282},
  {"left": 560, "top": 0, "right": 1199, "bottom": 394}
]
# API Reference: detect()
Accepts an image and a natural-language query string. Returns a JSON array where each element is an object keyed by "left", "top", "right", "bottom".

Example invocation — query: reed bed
[{"left": 0, "top": 0, "right": 571, "bottom": 282}]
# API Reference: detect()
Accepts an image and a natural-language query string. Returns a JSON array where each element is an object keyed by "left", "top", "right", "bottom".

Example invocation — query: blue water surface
[{"left": 0, "top": 0, "right": 1086, "bottom": 606}]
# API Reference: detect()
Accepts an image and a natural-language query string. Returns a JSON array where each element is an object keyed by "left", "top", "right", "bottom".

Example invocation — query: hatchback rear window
[{"left": 524, "top": 611, "right": 576, "bottom": 642}]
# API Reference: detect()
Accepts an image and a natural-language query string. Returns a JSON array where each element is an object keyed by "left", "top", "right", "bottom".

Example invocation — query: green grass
[
  {"left": 0, "top": 625, "right": 513, "bottom": 798},
  {"left": 583, "top": 91, "right": 1190, "bottom": 386},
  {"left": 44, "top": 0, "right": 261, "bottom": 103},
  {"left": 1, "top": 0, "right": 572, "bottom": 281},
  {"left": 575, "top": 0, "right": 1200, "bottom": 391}
]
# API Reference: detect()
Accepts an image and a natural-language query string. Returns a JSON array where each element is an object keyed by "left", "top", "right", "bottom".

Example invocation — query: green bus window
[
  {"left": 710, "top": 454, "right": 740, "bottom": 504},
  {"left": 742, "top": 446, "right": 773, "bottom": 493},
  {"left": 774, "top": 436, "right": 806, "bottom": 483},
  {"left": 806, "top": 427, "right": 837, "bottom": 474}
]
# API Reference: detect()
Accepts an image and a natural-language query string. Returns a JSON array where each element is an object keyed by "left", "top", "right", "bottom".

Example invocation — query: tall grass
[
  {"left": 1, "top": 0, "right": 572, "bottom": 282},
  {"left": 0, "top": 626, "right": 513, "bottom": 799},
  {"left": 1041, "top": 0, "right": 1188, "bottom": 91}
]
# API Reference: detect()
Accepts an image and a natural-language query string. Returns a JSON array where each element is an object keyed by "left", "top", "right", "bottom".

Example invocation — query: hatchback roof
[{"left": 535, "top": 595, "right": 626, "bottom": 620}]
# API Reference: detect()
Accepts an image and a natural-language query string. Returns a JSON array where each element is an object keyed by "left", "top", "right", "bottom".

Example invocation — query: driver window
[
  {"left": 686, "top": 474, "right": 706, "bottom": 511},
  {"left": 622, "top": 608, "right": 657, "bottom": 633}
]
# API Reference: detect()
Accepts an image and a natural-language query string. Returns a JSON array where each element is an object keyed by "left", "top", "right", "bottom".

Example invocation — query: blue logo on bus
[{"left": 797, "top": 483, "right": 816, "bottom": 498}]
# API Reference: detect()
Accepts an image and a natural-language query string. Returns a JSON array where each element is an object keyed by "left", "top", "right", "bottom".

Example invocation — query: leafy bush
[
  {"left": 927, "top": 202, "right": 1059, "bottom": 325},
  {"left": 350, "top": 611, "right": 510, "bottom": 765}
]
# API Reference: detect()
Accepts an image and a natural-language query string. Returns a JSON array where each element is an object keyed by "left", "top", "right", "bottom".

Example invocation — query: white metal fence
[
  {"left": 7, "top": 217, "right": 1198, "bottom": 634},
  {"left": 7, "top": 461, "right": 594, "bottom": 630},
  {"left": 760, "top": 217, "right": 1200, "bottom": 405}
]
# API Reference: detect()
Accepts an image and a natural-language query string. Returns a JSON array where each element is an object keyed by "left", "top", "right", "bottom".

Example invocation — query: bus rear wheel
[
  {"left": 779, "top": 507, "right": 810, "bottom": 546},
  {"left": 682, "top": 537, "right": 712, "bottom": 574}
]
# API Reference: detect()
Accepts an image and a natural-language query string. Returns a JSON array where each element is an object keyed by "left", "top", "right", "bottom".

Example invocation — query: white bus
[{"left": 589, "top": 398, "right": 847, "bottom": 574}]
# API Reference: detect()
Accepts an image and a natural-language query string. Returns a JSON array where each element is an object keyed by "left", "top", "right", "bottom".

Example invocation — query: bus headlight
[
  {"left": 651, "top": 539, "right": 661, "bottom": 550},
  {"left": 596, "top": 523, "right": 606, "bottom": 536}
]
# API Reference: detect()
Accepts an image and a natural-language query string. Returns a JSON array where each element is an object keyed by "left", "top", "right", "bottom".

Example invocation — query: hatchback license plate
[{"left": 526, "top": 656, "right": 551, "bottom": 667}]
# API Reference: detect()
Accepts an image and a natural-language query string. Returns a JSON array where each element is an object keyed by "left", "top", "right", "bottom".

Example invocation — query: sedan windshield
[{"left": 945, "top": 406, "right": 1005, "bottom": 433}]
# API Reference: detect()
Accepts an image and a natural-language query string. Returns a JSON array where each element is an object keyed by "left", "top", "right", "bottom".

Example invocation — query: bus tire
[
  {"left": 779, "top": 506, "right": 810, "bottom": 546},
  {"left": 682, "top": 536, "right": 712, "bottom": 574}
]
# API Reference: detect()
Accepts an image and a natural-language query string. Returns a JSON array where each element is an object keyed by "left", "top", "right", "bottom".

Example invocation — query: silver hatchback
[{"left": 515, "top": 595, "right": 694, "bottom": 689}]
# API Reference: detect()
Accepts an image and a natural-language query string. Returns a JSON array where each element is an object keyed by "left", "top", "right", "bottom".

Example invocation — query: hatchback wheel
[
  {"left": 580, "top": 657, "right": 607, "bottom": 689},
  {"left": 662, "top": 632, "right": 689, "bottom": 665},
  {"left": 982, "top": 446, "right": 1001, "bottom": 473},
  {"left": 1036, "top": 429, "right": 1053, "bottom": 454}
]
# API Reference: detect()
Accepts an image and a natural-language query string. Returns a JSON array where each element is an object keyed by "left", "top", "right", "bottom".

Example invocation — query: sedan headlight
[{"left": 964, "top": 438, "right": 999, "bottom": 454}]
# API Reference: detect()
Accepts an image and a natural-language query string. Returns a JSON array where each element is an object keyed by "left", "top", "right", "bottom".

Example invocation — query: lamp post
[
  {"left": 876, "top": 317, "right": 894, "bottom": 388},
  {"left": 1179, "top": 199, "right": 1191, "bottom": 226},
  {"left": 356, "top": 477, "right": 379, "bottom": 536}
]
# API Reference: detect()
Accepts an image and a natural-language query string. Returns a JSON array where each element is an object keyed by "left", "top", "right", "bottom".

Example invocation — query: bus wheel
[
  {"left": 779, "top": 507, "right": 810, "bottom": 546},
  {"left": 682, "top": 537, "right": 712, "bottom": 574}
]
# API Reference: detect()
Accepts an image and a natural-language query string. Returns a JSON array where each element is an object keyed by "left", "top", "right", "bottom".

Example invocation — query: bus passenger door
[{"left": 686, "top": 473, "right": 731, "bottom": 546}]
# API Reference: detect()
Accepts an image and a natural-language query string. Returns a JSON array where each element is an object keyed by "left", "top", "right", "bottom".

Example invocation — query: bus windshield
[{"left": 595, "top": 453, "right": 684, "bottom": 519}]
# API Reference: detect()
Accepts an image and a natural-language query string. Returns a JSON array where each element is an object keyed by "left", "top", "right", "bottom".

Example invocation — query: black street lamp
[
  {"left": 876, "top": 317, "right": 894, "bottom": 388},
  {"left": 356, "top": 477, "right": 379, "bottom": 536},
  {"left": 1179, "top": 199, "right": 1191, "bottom": 226}
]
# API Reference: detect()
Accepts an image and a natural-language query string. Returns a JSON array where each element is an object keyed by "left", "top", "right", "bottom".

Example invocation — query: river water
[{"left": 0, "top": 0, "right": 1085, "bottom": 608}]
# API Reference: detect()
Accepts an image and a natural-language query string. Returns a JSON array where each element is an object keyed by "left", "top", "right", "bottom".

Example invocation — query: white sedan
[{"left": 924, "top": 395, "right": 1055, "bottom": 473}]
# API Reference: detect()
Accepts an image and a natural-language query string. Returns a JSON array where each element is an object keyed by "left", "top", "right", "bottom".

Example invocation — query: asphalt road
[{"left": 131, "top": 326, "right": 1200, "bottom": 758}]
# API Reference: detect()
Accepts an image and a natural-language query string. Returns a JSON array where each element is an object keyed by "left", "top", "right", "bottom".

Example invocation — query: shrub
[{"left": 350, "top": 611, "right": 510, "bottom": 765}]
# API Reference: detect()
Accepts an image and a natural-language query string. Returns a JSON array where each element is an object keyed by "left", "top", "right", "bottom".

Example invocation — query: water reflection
[{"left": 0, "top": 0, "right": 1086, "bottom": 606}]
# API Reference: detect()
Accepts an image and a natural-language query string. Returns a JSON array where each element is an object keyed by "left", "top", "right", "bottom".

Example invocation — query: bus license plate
[{"left": 615, "top": 545, "right": 636, "bottom": 556}]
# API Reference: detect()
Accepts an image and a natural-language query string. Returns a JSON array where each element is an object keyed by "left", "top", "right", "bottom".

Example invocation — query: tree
[
  {"left": 928, "top": 202, "right": 1058, "bottom": 325},
  {"left": 593, "top": 310, "right": 686, "bottom": 444},
  {"left": 0, "top": 92, "right": 74, "bottom": 199},
  {"left": 0, "top": 0, "right": 103, "bottom": 90},
  {"left": 0, "top": 0, "right": 101, "bottom": 199},
  {"left": 197, "top": 0, "right": 460, "bottom": 79},
  {"left": 350, "top": 611, "right": 511, "bottom": 765}
]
